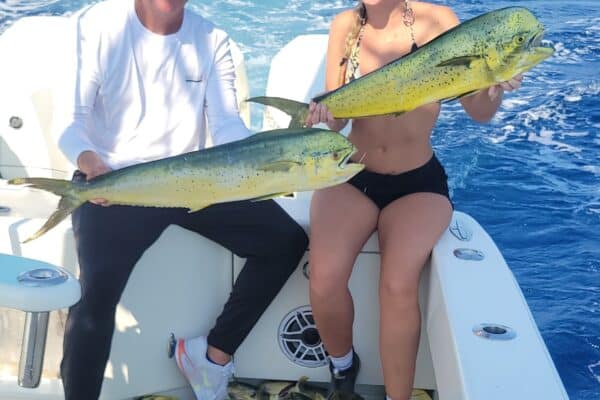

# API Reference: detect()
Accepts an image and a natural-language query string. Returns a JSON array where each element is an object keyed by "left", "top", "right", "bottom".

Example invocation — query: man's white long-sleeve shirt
[{"left": 57, "top": 0, "right": 251, "bottom": 170}]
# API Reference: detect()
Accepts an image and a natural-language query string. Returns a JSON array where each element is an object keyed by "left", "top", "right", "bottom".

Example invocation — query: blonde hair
[{"left": 337, "top": 2, "right": 367, "bottom": 87}]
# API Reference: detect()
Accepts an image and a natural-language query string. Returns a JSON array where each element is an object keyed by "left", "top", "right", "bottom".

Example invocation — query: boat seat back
[
  {"left": 0, "top": 16, "right": 74, "bottom": 180},
  {"left": 0, "top": 16, "right": 250, "bottom": 181}
]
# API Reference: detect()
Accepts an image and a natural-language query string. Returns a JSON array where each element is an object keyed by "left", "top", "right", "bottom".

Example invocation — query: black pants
[{"left": 60, "top": 174, "right": 308, "bottom": 399}]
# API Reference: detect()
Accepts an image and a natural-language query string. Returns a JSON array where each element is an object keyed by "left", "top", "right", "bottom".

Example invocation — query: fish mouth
[
  {"left": 527, "top": 26, "right": 553, "bottom": 51},
  {"left": 527, "top": 26, "right": 543, "bottom": 48},
  {"left": 337, "top": 146, "right": 357, "bottom": 169}
]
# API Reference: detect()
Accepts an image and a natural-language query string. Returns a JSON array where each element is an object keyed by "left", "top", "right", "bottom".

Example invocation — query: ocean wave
[
  {"left": 0, "top": 0, "right": 60, "bottom": 12},
  {"left": 588, "top": 361, "right": 600, "bottom": 384}
]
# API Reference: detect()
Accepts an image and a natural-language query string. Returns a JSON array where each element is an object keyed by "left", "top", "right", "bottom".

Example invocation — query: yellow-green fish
[
  {"left": 287, "top": 376, "right": 327, "bottom": 400},
  {"left": 8, "top": 128, "right": 363, "bottom": 242},
  {"left": 228, "top": 380, "right": 259, "bottom": 400},
  {"left": 249, "top": 7, "right": 554, "bottom": 128},
  {"left": 257, "top": 380, "right": 297, "bottom": 400},
  {"left": 409, "top": 390, "right": 433, "bottom": 400}
]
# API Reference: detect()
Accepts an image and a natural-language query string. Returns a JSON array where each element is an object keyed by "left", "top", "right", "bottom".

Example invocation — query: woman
[{"left": 306, "top": 1, "right": 522, "bottom": 399}]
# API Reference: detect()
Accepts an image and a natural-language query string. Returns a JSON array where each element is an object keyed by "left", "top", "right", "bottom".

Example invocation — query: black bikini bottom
[{"left": 347, "top": 154, "right": 451, "bottom": 209}]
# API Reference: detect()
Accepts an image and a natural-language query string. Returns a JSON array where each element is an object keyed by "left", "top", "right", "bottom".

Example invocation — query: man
[{"left": 56, "top": 1, "right": 308, "bottom": 399}]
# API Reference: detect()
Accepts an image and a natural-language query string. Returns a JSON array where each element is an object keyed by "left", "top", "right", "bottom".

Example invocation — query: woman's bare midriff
[{"left": 348, "top": 101, "right": 441, "bottom": 174}]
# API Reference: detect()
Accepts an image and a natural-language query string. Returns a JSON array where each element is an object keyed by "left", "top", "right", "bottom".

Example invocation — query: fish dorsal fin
[
  {"left": 258, "top": 160, "right": 301, "bottom": 173},
  {"left": 436, "top": 55, "right": 482, "bottom": 68}
]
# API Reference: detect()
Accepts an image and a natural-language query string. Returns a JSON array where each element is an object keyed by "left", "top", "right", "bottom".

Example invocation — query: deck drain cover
[
  {"left": 278, "top": 305, "right": 327, "bottom": 368},
  {"left": 473, "top": 323, "right": 516, "bottom": 341},
  {"left": 453, "top": 248, "right": 485, "bottom": 261}
]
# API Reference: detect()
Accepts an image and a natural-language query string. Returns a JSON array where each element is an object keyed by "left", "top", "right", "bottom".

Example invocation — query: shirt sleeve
[
  {"left": 53, "top": 8, "right": 101, "bottom": 167},
  {"left": 204, "top": 30, "right": 252, "bottom": 146}
]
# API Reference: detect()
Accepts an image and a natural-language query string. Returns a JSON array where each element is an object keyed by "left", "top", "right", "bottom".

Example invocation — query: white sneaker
[{"left": 174, "top": 335, "right": 234, "bottom": 400}]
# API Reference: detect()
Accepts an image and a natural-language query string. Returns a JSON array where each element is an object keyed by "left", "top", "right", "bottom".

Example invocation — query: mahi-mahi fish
[
  {"left": 8, "top": 128, "right": 363, "bottom": 242},
  {"left": 248, "top": 7, "right": 554, "bottom": 128}
]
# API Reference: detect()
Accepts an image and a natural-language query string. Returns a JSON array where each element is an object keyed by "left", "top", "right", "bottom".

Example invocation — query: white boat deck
[{"left": 0, "top": 15, "right": 568, "bottom": 400}]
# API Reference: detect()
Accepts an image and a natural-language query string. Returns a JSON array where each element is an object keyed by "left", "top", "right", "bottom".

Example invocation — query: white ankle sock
[
  {"left": 386, "top": 395, "right": 411, "bottom": 400},
  {"left": 329, "top": 348, "right": 354, "bottom": 371}
]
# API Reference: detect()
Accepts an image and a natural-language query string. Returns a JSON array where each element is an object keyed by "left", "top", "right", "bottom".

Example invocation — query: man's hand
[{"left": 77, "top": 150, "right": 111, "bottom": 206}]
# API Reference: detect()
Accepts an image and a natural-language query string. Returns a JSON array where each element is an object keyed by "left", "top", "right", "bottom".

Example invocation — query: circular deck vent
[{"left": 278, "top": 305, "right": 327, "bottom": 368}]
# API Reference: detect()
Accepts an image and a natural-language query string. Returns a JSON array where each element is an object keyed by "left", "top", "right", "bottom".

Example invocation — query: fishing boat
[{"left": 0, "top": 14, "right": 569, "bottom": 400}]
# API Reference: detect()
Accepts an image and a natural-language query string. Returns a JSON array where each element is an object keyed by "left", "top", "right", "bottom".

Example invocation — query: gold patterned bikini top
[
  {"left": 343, "top": 24, "right": 419, "bottom": 84},
  {"left": 344, "top": 25, "right": 365, "bottom": 84}
]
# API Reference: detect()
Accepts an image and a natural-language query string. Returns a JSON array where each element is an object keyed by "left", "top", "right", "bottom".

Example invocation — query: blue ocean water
[{"left": 1, "top": 0, "right": 598, "bottom": 399}]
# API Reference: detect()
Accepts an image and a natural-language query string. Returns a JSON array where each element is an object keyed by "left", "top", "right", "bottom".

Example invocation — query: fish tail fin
[
  {"left": 246, "top": 96, "right": 309, "bottom": 128},
  {"left": 8, "top": 177, "right": 85, "bottom": 243}
]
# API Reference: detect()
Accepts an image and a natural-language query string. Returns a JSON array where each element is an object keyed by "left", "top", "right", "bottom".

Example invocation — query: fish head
[
  {"left": 303, "top": 129, "right": 364, "bottom": 183},
  {"left": 483, "top": 7, "right": 554, "bottom": 81}
]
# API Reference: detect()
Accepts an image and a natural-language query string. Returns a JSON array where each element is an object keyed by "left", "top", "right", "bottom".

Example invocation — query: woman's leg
[
  {"left": 309, "top": 183, "right": 379, "bottom": 357},
  {"left": 377, "top": 193, "right": 452, "bottom": 400}
]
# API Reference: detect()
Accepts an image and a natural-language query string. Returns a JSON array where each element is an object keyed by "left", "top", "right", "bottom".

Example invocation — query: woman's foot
[{"left": 327, "top": 351, "right": 361, "bottom": 398}]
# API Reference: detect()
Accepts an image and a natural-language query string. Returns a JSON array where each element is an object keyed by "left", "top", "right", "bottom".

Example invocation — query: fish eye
[
  {"left": 332, "top": 151, "right": 339, "bottom": 160},
  {"left": 517, "top": 36, "right": 524, "bottom": 43}
]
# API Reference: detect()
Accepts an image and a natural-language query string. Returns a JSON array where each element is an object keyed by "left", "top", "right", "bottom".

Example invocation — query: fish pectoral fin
[
  {"left": 250, "top": 192, "right": 290, "bottom": 202},
  {"left": 442, "top": 89, "right": 480, "bottom": 103},
  {"left": 258, "top": 160, "right": 301, "bottom": 173},
  {"left": 436, "top": 55, "right": 481, "bottom": 68}
]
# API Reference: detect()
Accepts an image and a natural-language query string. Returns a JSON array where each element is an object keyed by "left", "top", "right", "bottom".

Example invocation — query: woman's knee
[
  {"left": 380, "top": 276, "right": 419, "bottom": 309},
  {"left": 309, "top": 267, "right": 349, "bottom": 302}
]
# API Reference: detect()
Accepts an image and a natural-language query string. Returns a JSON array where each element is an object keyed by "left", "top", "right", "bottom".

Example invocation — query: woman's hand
[
  {"left": 488, "top": 73, "right": 524, "bottom": 102},
  {"left": 77, "top": 150, "right": 112, "bottom": 206},
  {"left": 305, "top": 101, "right": 348, "bottom": 131},
  {"left": 461, "top": 73, "right": 524, "bottom": 122}
]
